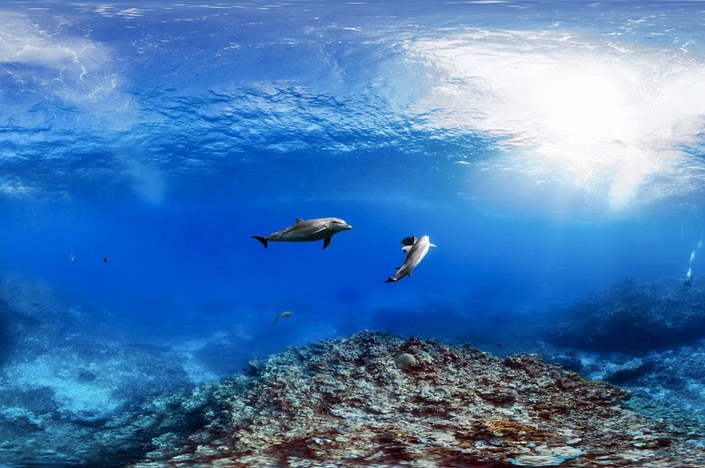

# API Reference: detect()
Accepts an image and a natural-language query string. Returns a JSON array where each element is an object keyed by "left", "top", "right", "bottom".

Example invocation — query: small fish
[
  {"left": 252, "top": 217, "right": 351, "bottom": 249},
  {"left": 103, "top": 256, "right": 110, "bottom": 263},
  {"left": 273, "top": 310, "right": 293, "bottom": 325},
  {"left": 69, "top": 253, "right": 77, "bottom": 262}
]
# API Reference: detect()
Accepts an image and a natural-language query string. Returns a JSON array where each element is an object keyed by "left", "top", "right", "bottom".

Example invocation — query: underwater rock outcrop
[
  {"left": 0, "top": 272, "right": 209, "bottom": 466},
  {"left": 130, "top": 331, "right": 705, "bottom": 467},
  {"left": 0, "top": 272, "right": 76, "bottom": 361},
  {"left": 0, "top": 337, "right": 199, "bottom": 467},
  {"left": 544, "top": 279, "right": 705, "bottom": 353}
]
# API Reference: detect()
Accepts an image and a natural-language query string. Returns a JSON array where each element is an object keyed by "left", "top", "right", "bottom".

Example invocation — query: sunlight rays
[{"left": 406, "top": 30, "right": 705, "bottom": 213}]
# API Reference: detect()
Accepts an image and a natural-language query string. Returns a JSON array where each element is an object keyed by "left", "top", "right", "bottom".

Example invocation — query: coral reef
[
  {"left": 0, "top": 273, "right": 212, "bottom": 466},
  {"left": 2, "top": 273, "right": 704, "bottom": 467},
  {"left": 544, "top": 279, "right": 705, "bottom": 353},
  {"left": 543, "top": 343, "right": 705, "bottom": 440},
  {"left": 0, "top": 337, "right": 201, "bottom": 466},
  {"left": 130, "top": 331, "right": 705, "bottom": 467}
]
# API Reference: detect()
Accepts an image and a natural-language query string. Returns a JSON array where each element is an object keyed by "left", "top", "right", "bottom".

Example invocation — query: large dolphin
[
  {"left": 385, "top": 235, "right": 436, "bottom": 282},
  {"left": 252, "top": 217, "right": 351, "bottom": 249}
]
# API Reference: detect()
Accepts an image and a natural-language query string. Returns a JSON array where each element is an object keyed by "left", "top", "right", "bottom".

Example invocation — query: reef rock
[
  {"left": 130, "top": 331, "right": 705, "bottom": 467},
  {"left": 544, "top": 279, "right": 705, "bottom": 353}
]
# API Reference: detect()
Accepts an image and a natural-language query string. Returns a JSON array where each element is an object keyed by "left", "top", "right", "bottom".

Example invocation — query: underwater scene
[{"left": 2, "top": 0, "right": 705, "bottom": 466}]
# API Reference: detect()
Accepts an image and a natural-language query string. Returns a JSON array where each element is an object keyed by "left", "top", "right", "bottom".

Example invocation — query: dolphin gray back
[{"left": 252, "top": 217, "right": 351, "bottom": 249}]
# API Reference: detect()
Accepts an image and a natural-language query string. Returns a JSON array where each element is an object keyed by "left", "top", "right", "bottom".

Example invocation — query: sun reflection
[{"left": 406, "top": 30, "right": 705, "bottom": 214}]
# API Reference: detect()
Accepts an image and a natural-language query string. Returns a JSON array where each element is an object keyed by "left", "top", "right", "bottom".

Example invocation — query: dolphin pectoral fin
[
  {"left": 322, "top": 236, "right": 332, "bottom": 249},
  {"left": 310, "top": 226, "right": 328, "bottom": 235},
  {"left": 252, "top": 236, "right": 268, "bottom": 248},
  {"left": 430, "top": 243, "right": 437, "bottom": 248}
]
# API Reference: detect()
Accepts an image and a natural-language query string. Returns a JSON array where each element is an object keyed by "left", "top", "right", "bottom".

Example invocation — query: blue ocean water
[
  {"left": 4, "top": 1, "right": 705, "bottom": 465},
  {"left": 2, "top": 0, "right": 705, "bottom": 375}
]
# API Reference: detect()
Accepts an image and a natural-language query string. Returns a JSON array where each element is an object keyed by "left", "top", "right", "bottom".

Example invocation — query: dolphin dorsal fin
[
  {"left": 295, "top": 218, "right": 304, "bottom": 223},
  {"left": 400, "top": 235, "right": 416, "bottom": 246}
]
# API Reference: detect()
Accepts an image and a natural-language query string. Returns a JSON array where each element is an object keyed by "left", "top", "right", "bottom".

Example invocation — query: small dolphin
[
  {"left": 252, "top": 217, "right": 351, "bottom": 249},
  {"left": 273, "top": 310, "right": 293, "bottom": 325},
  {"left": 385, "top": 235, "right": 436, "bottom": 283}
]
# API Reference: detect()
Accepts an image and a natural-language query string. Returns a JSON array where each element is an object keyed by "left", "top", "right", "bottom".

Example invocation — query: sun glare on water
[{"left": 406, "top": 30, "right": 705, "bottom": 214}]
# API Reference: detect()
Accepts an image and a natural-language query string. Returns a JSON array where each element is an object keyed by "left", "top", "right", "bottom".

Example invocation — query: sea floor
[{"left": 0, "top": 274, "right": 704, "bottom": 467}]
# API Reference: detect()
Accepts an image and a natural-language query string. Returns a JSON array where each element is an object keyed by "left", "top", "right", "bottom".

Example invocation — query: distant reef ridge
[{"left": 545, "top": 278, "right": 705, "bottom": 353}]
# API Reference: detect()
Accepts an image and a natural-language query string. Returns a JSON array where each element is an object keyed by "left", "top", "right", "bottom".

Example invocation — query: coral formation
[
  {"left": 129, "top": 331, "right": 705, "bottom": 467},
  {"left": 395, "top": 352, "right": 417, "bottom": 370}
]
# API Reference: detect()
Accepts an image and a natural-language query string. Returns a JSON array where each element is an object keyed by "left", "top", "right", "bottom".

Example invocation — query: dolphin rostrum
[
  {"left": 385, "top": 235, "right": 436, "bottom": 282},
  {"left": 252, "top": 217, "right": 351, "bottom": 249}
]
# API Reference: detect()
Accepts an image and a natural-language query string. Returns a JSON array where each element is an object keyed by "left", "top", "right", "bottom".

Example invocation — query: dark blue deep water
[{"left": 1, "top": 1, "right": 705, "bottom": 464}]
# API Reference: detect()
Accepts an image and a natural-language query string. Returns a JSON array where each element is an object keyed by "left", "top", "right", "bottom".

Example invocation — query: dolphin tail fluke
[{"left": 252, "top": 236, "right": 268, "bottom": 248}]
